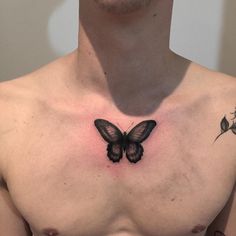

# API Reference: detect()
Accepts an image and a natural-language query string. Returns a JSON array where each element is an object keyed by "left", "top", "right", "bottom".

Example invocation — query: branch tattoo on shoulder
[
  {"left": 214, "top": 107, "right": 236, "bottom": 142},
  {"left": 94, "top": 119, "right": 157, "bottom": 163}
]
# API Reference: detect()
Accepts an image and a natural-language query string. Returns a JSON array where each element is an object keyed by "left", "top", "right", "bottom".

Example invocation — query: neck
[{"left": 74, "top": 0, "right": 191, "bottom": 115}]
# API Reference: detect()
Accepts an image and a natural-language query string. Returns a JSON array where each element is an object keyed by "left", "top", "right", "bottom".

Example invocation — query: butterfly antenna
[
  {"left": 126, "top": 122, "right": 134, "bottom": 132},
  {"left": 116, "top": 123, "right": 124, "bottom": 132}
]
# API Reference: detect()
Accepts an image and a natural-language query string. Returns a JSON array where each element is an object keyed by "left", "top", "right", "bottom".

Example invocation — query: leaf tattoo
[
  {"left": 221, "top": 116, "right": 229, "bottom": 132},
  {"left": 214, "top": 108, "right": 236, "bottom": 142}
]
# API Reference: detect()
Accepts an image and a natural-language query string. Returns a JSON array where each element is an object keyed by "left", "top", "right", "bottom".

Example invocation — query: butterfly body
[
  {"left": 94, "top": 119, "right": 157, "bottom": 163},
  {"left": 120, "top": 132, "right": 128, "bottom": 151}
]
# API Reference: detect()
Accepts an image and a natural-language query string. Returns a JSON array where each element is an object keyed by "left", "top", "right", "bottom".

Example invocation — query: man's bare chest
[{"left": 4, "top": 107, "right": 236, "bottom": 236}]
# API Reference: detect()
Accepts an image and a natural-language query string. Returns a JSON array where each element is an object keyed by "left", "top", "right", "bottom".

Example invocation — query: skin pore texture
[{"left": 0, "top": 0, "right": 236, "bottom": 236}]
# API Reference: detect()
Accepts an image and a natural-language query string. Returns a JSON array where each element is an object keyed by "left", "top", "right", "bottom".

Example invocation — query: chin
[{"left": 94, "top": 0, "right": 152, "bottom": 14}]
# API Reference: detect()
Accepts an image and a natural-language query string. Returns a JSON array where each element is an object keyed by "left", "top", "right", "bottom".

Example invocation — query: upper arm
[
  {"left": 0, "top": 84, "right": 32, "bottom": 235},
  {"left": 0, "top": 180, "right": 32, "bottom": 236},
  {"left": 0, "top": 139, "right": 32, "bottom": 235},
  {"left": 0, "top": 143, "right": 32, "bottom": 235},
  {"left": 206, "top": 184, "right": 236, "bottom": 236}
]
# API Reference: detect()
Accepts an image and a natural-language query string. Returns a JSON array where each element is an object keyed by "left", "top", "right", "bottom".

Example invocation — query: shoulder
[
  {"left": 208, "top": 68, "right": 236, "bottom": 99},
  {"left": 189, "top": 63, "right": 236, "bottom": 109},
  {"left": 0, "top": 77, "right": 37, "bottom": 180},
  {"left": 208, "top": 67, "right": 236, "bottom": 117},
  {"left": 0, "top": 51, "right": 75, "bottom": 118},
  {"left": 0, "top": 75, "right": 41, "bottom": 123},
  {"left": 207, "top": 68, "right": 236, "bottom": 181},
  {"left": 188, "top": 63, "right": 236, "bottom": 179},
  {"left": 0, "top": 56, "right": 62, "bottom": 179},
  {"left": 0, "top": 52, "right": 77, "bottom": 179}
]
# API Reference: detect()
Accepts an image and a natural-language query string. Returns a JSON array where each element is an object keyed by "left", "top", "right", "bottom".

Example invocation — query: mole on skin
[
  {"left": 191, "top": 224, "right": 206, "bottom": 233},
  {"left": 43, "top": 228, "right": 59, "bottom": 236}
]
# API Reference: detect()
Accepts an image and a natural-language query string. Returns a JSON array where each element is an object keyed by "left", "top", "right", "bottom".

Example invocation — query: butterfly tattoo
[{"left": 94, "top": 119, "right": 157, "bottom": 163}]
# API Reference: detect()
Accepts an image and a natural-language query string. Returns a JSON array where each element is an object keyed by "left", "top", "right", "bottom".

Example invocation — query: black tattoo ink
[
  {"left": 230, "top": 107, "right": 236, "bottom": 120},
  {"left": 214, "top": 230, "right": 226, "bottom": 236},
  {"left": 214, "top": 109, "right": 236, "bottom": 142},
  {"left": 94, "top": 119, "right": 157, "bottom": 163}
]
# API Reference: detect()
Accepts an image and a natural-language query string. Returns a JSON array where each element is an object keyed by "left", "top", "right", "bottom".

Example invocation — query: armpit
[{"left": 0, "top": 177, "right": 8, "bottom": 190}]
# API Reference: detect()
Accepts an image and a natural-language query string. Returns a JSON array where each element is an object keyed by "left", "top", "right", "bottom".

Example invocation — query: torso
[{"left": 0, "top": 55, "right": 236, "bottom": 236}]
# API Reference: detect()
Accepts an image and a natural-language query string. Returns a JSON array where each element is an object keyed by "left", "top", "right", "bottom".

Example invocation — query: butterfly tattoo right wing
[
  {"left": 94, "top": 119, "right": 124, "bottom": 162},
  {"left": 126, "top": 120, "right": 157, "bottom": 163}
]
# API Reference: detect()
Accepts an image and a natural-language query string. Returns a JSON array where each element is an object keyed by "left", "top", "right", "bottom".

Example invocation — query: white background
[{"left": 0, "top": 0, "right": 236, "bottom": 81}]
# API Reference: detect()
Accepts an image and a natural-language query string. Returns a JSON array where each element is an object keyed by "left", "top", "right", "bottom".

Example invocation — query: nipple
[
  {"left": 43, "top": 228, "right": 59, "bottom": 236},
  {"left": 191, "top": 224, "right": 206, "bottom": 234}
]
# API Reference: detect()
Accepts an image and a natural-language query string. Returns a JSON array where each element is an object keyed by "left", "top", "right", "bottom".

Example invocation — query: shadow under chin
[{"left": 109, "top": 58, "right": 190, "bottom": 116}]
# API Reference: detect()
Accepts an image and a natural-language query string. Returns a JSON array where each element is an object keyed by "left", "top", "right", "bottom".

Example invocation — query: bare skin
[{"left": 0, "top": 0, "right": 236, "bottom": 235}]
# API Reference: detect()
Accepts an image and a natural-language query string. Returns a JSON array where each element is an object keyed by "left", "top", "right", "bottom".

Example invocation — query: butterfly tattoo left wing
[
  {"left": 94, "top": 119, "right": 124, "bottom": 163},
  {"left": 94, "top": 119, "right": 157, "bottom": 163}
]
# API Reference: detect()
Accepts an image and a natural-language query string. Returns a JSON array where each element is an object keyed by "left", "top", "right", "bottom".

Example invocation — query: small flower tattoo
[{"left": 214, "top": 108, "right": 236, "bottom": 142}]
